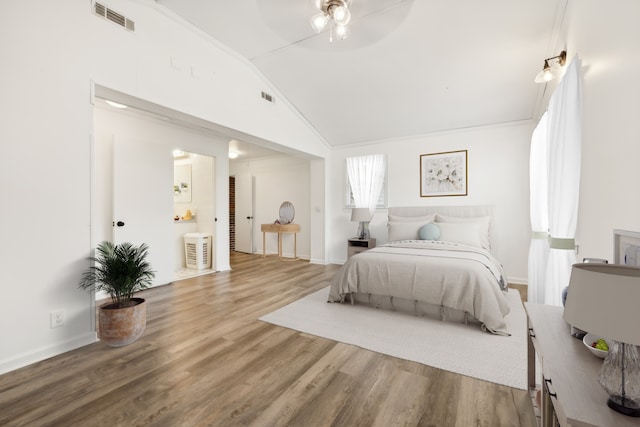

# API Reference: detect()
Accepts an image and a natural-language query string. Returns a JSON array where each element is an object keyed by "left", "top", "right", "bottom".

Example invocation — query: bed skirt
[{"left": 342, "top": 292, "right": 483, "bottom": 329}]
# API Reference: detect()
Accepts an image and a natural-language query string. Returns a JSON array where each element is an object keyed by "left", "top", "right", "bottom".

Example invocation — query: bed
[{"left": 327, "top": 206, "right": 512, "bottom": 335}]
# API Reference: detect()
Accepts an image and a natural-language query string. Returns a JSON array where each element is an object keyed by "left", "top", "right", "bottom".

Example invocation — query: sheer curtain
[
  {"left": 544, "top": 57, "right": 582, "bottom": 306},
  {"left": 527, "top": 112, "right": 550, "bottom": 304},
  {"left": 347, "top": 154, "right": 386, "bottom": 214}
]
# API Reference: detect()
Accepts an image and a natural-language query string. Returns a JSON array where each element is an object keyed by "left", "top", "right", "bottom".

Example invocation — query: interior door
[
  {"left": 113, "top": 137, "right": 174, "bottom": 286},
  {"left": 234, "top": 171, "right": 254, "bottom": 254}
]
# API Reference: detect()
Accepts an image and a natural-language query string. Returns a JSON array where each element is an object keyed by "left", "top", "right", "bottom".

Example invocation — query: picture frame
[
  {"left": 420, "top": 150, "right": 467, "bottom": 197},
  {"left": 614, "top": 229, "right": 640, "bottom": 267},
  {"left": 173, "top": 164, "right": 192, "bottom": 203}
]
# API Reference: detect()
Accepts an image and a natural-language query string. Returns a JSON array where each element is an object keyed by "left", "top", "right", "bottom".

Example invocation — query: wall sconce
[{"left": 534, "top": 50, "right": 567, "bottom": 83}]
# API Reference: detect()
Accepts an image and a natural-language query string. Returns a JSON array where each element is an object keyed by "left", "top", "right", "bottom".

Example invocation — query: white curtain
[
  {"left": 544, "top": 57, "right": 582, "bottom": 306},
  {"left": 347, "top": 154, "right": 386, "bottom": 214},
  {"left": 527, "top": 112, "right": 550, "bottom": 304}
]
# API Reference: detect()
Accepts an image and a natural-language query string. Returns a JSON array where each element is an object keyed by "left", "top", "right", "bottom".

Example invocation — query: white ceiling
[{"left": 156, "top": 0, "right": 566, "bottom": 147}]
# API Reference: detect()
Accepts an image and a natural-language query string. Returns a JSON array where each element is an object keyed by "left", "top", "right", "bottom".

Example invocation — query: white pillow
[
  {"left": 388, "top": 220, "right": 432, "bottom": 241},
  {"left": 436, "top": 222, "right": 484, "bottom": 248},
  {"left": 435, "top": 214, "right": 491, "bottom": 250},
  {"left": 388, "top": 213, "right": 436, "bottom": 223}
]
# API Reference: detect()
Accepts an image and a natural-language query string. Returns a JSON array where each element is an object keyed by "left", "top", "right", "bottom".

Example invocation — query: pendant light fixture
[
  {"left": 534, "top": 50, "right": 567, "bottom": 83},
  {"left": 310, "top": 0, "right": 352, "bottom": 42}
]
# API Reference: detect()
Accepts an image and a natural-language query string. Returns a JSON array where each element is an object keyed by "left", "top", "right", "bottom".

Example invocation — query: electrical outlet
[{"left": 50, "top": 310, "right": 65, "bottom": 328}]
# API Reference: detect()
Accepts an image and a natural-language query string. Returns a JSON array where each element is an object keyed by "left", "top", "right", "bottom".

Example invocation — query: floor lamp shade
[{"left": 563, "top": 263, "right": 640, "bottom": 416}]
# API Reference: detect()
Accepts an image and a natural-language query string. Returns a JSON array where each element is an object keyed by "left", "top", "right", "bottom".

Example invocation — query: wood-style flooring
[{"left": 0, "top": 252, "right": 536, "bottom": 426}]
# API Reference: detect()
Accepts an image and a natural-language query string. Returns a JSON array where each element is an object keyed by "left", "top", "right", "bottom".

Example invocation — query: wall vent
[
  {"left": 261, "top": 91, "right": 275, "bottom": 103},
  {"left": 94, "top": 2, "right": 135, "bottom": 31}
]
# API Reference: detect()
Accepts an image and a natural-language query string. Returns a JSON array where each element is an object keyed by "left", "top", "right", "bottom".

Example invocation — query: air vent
[
  {"left": 261, "top": 91, "right": 275, "bottom": 103},
  {"left": 94, "top": 2, "right": 135, "bottom": 31}
]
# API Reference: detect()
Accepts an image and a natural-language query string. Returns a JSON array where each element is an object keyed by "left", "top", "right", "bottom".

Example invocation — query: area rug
[{"left": 259, "top": 287, "right": 528, "bottom": 390}]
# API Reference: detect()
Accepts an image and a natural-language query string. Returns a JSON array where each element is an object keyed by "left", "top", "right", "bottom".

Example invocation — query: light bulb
[
  {"left": 534, "top": 60, "right": 554, "bottom": 83},
  {"left": 336, "top": 24, "right": 350, "bottom": 40},
  {"left": 332, "top": 5, "right": 351, "bottom": 26},
  {"left": 310, "top": 12, "right": 329, "bottom": 33}
]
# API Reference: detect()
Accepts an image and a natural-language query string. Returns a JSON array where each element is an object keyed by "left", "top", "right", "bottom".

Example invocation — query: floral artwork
[{"left": 420, "top": 150, "right": 467, "bottom": 197}]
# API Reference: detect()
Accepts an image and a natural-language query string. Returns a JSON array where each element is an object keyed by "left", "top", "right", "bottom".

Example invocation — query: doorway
[
  {"left": 93, "top": 103, "right": 220, "bottom": 293},
  {"left": 173, "top": 151, "right": 217, "bottom": 280},
  {"left": 232, "top": 170, "right": 255, "bottom": 254}
]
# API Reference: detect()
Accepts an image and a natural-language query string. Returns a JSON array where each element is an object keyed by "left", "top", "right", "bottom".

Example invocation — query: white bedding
[{"left": 328, "top": 240, "right": 511, "bottom": 335}]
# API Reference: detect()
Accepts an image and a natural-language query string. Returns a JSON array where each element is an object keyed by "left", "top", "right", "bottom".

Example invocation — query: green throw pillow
[{"left": 419, "top": 223, "right": 440, "bottom": 240}]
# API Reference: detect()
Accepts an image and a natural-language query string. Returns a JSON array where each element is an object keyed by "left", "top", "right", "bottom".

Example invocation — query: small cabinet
[{"left": 347, "top": 238, "right": 376, "bottom": 259}]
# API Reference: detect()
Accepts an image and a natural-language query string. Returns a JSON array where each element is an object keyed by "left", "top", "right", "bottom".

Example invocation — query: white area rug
[{"left": 260, "top": 287, "right": 528, "bottom": 390}]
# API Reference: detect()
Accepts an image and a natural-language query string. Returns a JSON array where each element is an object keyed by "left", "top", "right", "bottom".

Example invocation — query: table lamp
[
  {"left": 351, "top": 208, "right": 371, "bottom": 240},
  {"left": 563, "top": 263, "right": 640, "bottom": 417}
]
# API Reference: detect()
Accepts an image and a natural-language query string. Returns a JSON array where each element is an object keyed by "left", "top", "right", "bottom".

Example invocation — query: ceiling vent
[
  {"left": 261, "top": 91, "right": 275, "bottom": 103},
  {"left": 94, "top": 2, "right": 135, "bottom": 31}
]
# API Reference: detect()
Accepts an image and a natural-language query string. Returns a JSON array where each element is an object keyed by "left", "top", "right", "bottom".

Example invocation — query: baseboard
[
  {"left": 0, "top": 332, "right": 97, "bottom": 375},
  {"left": 508, "top": 277, "right": 528, "bottom": 285},
  {"left": 309, "top": 258, "right": 329, "bottom": 265}
]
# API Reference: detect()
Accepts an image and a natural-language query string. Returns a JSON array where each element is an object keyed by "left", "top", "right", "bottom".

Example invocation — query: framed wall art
[
  {"left": 173, "top": 164, "right": 192, "bottom": 203},
  {"left": 614, "top": 229, "right": 640, "bottom": 266},
  {"left": 420, "top": 150, "right": 467, "bottom": 197}
]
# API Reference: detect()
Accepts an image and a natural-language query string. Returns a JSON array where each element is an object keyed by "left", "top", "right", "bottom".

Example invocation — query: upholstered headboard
[{"left": 387, "top": 205, "right": 497, "bottom": 253}]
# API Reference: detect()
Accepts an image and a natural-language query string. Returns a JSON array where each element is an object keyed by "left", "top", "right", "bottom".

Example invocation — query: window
[{"left": 344, "top": 154, "right": 387, "bottom": 209}]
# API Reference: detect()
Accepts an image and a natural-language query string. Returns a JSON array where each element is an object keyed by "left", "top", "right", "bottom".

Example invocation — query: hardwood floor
[{"left": 0, "top": 252, "right": 536, "bottom": 426}]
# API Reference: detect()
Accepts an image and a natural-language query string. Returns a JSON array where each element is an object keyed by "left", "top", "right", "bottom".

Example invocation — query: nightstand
[{"left": 347, "top": 238, "right": 376, "bottom": 259}]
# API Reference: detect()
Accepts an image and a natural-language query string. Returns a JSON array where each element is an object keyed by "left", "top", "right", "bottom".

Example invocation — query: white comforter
[{"left": 328, "top": 240, "right": 511, "bottom": 335}]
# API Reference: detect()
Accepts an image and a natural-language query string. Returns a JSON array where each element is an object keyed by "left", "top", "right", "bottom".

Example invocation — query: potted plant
[{"left": 79, "top": 241, "right": 155, "bottom": 347}]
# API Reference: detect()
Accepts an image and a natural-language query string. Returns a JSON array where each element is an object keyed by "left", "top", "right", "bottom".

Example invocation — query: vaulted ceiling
[{"left": 156, "top": 0, "right": 566, "bottom": 147}]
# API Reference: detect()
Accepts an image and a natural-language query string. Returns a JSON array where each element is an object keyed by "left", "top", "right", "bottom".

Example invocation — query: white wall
[
  {"left": 230, "top": 157, "right": 312, "bottom": 259},
  {"left": 562, "top": 0, "right": 640, "bottom": 261},
  {"left": 0, "top": 0, "right": 328, "bottom": 374},
  {"left": 330, "top": 122, "right": 532, "bottom": 283}
]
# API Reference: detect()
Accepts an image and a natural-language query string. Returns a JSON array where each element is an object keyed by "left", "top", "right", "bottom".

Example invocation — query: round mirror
[{"left": 279, "top": 201, "right": 295, "bottom": 224}]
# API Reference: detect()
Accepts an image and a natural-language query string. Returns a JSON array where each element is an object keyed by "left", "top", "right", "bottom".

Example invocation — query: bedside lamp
[
  {"left": 351, "top": 208, "right": 371, "bottom": 240},
  {"left": 563, "top": 263, "right": 640, "bottom": 417}
]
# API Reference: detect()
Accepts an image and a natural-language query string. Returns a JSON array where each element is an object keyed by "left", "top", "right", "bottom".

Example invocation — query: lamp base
[
  {"left": 608, "top": 396, "right": 640, "bottom": 417},
  {"left": 356, "top": 221, "right": 370, "bottom": 240}
]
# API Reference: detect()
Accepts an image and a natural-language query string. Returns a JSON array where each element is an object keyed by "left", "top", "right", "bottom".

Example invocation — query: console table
[
  {"left": 261, "top": 223, "right": 300, "bottom": 259},
  {"left": 525, "top": 302, "right": 640, "bottom": 427}
]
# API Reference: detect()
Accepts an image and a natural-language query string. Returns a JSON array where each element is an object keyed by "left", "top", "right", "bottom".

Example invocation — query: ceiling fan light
[
  {"left": 335, "top": 24, "right": 350, "bottom": 40},
  {"left": 331, "top": 5, "right": 351, "bottom": 26},
  {"left": 310, "top": 12, "right": 329, "bottom": 33}
]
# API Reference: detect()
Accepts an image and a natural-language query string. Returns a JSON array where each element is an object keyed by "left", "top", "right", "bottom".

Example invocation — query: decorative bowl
[{"left": 583, "top": 332, "right": 609, "bottom": 359}]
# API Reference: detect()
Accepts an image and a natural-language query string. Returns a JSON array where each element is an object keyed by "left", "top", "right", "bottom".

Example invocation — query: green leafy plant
[{"left": 79, "top": 241, "right": 155, "bottom": 308}]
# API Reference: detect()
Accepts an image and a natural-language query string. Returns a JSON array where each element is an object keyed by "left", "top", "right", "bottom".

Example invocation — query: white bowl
[{"left": 583, "top": 332, "right": 609, "bottom": 359}]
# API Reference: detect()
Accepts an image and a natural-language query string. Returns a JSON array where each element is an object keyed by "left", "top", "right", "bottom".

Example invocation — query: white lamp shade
[
  {"left": 350, "top": 208, "right": 371, "bottom": 222},
  {"left": 563, "top": 263, "right": 640, "bottom": 346},
  {"left": 534, "top": 68, "right": 554, "bottom": 83}
]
